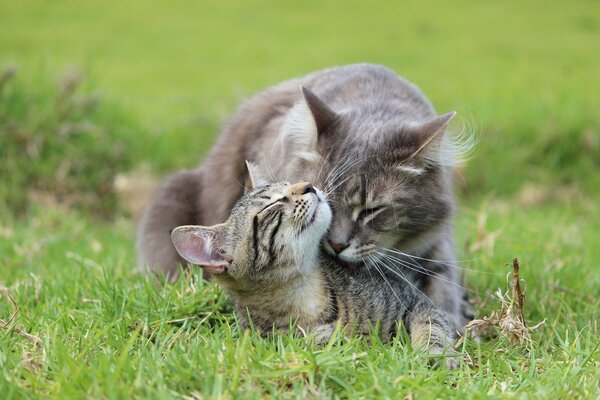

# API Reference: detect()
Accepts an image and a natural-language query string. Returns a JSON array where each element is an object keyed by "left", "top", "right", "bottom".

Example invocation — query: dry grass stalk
[
  {"left": 467, "top": 211, "right": 501, "bottom": 255},
  {"left": 461, "top": 258, "right": 545, "bottom": 346},
  {"left": 1, "top": 284, "right": 46, "bottom": 373}
]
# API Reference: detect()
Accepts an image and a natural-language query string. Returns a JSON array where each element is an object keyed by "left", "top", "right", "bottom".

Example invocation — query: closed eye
[
  {"left": 357, "top": 206, "right": 385, "bottom": 221},
  {"left": 259, "top": 197, "right": 288, "bottom": 214}
]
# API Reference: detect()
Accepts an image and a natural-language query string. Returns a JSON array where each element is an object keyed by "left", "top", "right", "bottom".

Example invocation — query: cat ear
[
  {"left": 300, "top": 86, "right": 337, "bottom": 134},
  {"left": 244, "top": 160, "right": 269, "bottom": 192},
  {"left": 408, "top": 111, "right": 456, "bottom": 162},
  {"left": 171, "top": 225, "right": 233, "bottom": 272},
  {"left": 278, "top": 87, "right": 337, "bottom": 165}
]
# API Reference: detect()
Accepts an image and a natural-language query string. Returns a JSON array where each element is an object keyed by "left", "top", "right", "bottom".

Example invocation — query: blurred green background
[{"left": 2, "top": 0, "right": 599, "bottom": 200}]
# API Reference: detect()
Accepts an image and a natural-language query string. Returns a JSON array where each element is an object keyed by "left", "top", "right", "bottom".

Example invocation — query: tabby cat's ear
[
  {"left": 408, "top": 111, "right": 456, "bottom": 162},
  {"left": 244, "top": 160, "right": 269, "bottom": 193},
  {"left": 171, "top": 225, "right": 232, "bottom": 272},
  {"left": 300, "top": 86, "right": 337, "bottom": 134}
]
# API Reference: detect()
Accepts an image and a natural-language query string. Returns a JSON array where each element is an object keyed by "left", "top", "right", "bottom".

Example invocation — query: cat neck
[{"left": 224, "top": 260, "right": 331, "bottom": 328}]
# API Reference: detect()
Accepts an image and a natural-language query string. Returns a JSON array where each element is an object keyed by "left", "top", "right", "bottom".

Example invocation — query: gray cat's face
[
  {"left": 171, "top": 181, "right": 332, "bottom": 282},
  {"left": 294, "top": 100, "right": 456, "bottom": 269},
  {"left": 316, "top": 157, "right": 452, "bottom": 267}
]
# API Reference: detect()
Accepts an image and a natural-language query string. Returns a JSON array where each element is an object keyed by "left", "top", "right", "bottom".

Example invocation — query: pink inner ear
[
  {"left": 173, "top": 231, "right": 220, "bottom": 266},
  {"left": 174, "top": 234, "right": 207, "bottom": 265}
]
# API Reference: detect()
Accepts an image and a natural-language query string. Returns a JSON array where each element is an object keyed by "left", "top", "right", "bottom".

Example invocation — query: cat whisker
[
  {"left": 315, "top": 147, "right": 335, "bottom": 186},
  {"left": 381, "top": 248, "right": 501, "bottom": 275},
  {"left": 322, "top": 175, "right": 353, "bottom": 198},
  {"left": 366, "top": 255, "right": 411, "bottom": 314},
  {"left": 363, "top": 256, "right": 374, "bottom": 279},
  {"left": 322, "top": 157, "right": 352, "bottom": 194},
  {"left": 262, "top": 159, "right": 278, "bottom": 184},
  {"left": 323, "top": 153, "right": 370, "bottom": 194},
  {"left": 322, "top": 155, "right": 374, "bottom": 197},
  {"left": 382, "top": 179, "right": 403, "bottom": 230},
  {"left": 375, "top": 250, "right": 482, "bottom": 297},
  {"left": 321, "top": 153, "right": 345, "bottom": 190},
  {"left": 370, "top": 255, "right": 436, "bottom": 308},
  {"left": 377, "top": 250, "right": 462, "bottom": 284}
]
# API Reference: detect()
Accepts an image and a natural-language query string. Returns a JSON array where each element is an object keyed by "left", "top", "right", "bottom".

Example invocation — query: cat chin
[
  {"left": 321, "top": 249, "right": 368, "bottom": 271},
  {"left": 199, "top": 265, "right": 226, "bottom": 273},
  {"left": 299, "top": 194, "right": 332, "bottom": 239},
  {"left": 314, "top": 202, "right": 332, "bottom": 232},
  {"left": 328, "top": 255, "right": 368, "bottom": 273}
]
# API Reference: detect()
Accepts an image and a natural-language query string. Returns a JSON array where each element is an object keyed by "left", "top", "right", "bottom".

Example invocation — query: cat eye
[
  {"left": 259, "top": 197, "right": 288, "bottom": 213},
  {"left": 357, "top": 206, "right": 384, "bottom": 222}
]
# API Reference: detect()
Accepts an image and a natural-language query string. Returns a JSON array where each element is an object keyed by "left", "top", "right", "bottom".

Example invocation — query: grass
[
  {"left": 0, "top": 67, "right": 140, "bottom": 217},
  {"left": 1, "top": 0, "right": 599, "bottom": 398}
]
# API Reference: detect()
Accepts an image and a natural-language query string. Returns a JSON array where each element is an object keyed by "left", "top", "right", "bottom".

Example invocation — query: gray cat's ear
[
  {"left": 300, "top": 86, "right": 337, "bottom": 134},
  {"left": 171, "top": 225, "right": 233, "bottom": 272},
  {"left": 409, "top": 111, "right": 456, "bottom": 162},
  {"left": 278, "top": 87, "right": 336, "bottom": 165},
  {"left": 244, "top": 160, "right": 269, "bottom": 193}
]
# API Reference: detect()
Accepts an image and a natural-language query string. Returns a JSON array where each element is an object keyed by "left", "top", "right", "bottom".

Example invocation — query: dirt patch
[{"left": 113, "top": 164, "right": 161, "bottom": 218}]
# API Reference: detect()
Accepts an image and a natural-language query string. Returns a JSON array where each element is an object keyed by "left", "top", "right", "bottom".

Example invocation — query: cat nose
[
  {"left": 328, "top": 240, "right": 348, "bottom": 254},
  {"left": 302, "top": 183, "right": 316, "bottom": 195},
  {"left": 287, "top": 182, "right": 316, "bottom": 196}
]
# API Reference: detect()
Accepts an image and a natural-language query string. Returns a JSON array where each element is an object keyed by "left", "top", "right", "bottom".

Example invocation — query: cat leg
[
  {"left": 136, "top": 168, "right": 203, "bottom": 280},
  {"left": 418, "top": 233, "right": 474, "bottom": 335},
  {"left": 406, "top": 247, "right": 470, "bottom": 336},
  {"left": 405, "top": 301, "right": 458, "bottom": 370},
  {"left": 308, "top": 323, "right": 338, "bottom": 345},
  {"left": 422, "top": 273, "right": 465, "bottom": 336},
  {"left": 460, "top": 290, "right": 476, "bottom": 330}
]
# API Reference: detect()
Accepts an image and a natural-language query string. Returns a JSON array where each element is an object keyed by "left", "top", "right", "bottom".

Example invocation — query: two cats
[
  {"left": 138, "top": 63, "right": 474, "bottom": 333},
  {"left": 171, "top": 169, "right": 457, "bottom": 368}
]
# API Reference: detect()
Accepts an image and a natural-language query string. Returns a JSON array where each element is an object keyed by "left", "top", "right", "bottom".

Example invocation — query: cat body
[
  {"left": 138, "top": 63, "right": 473, "bottom": 333},
  {"left": 171, "top": 179, "right": 456, "bottom": 368}
]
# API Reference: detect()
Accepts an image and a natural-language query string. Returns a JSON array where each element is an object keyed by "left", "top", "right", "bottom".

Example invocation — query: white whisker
[
  {"left": 375, "top": 250, "right": 482, "bottom": 296},
  {"left": 370, "top": 255, "right": 435, "bottom": 308},
  {"left": 323, "top": 153, "right": 371, "bottom": 194},
  {"left": 315, "top": 147, "right": 335, "bottom": 186},
  {"left": 382, "top": 248, "right": 500, "bottom": 275},
  {"left": 366, "top": 255, "right": 410, "bottom": 313}
]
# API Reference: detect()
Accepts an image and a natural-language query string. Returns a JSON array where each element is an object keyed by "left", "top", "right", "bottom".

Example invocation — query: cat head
[
  {"left": 278, "top": 87, "right": 472, "bottom": 267},
  {"left": 171, "top": 163, "right": 332, "bottom": 283}
]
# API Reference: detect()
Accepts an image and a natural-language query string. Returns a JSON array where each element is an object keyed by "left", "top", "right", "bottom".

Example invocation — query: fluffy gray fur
[{"left": 138, "top": 63, "right": 474, "bottom": 334}]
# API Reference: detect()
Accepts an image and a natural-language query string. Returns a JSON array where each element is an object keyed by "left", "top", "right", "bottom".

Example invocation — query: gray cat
[
  {"left": 171, "top": 171, "right": 457, "bottom": 369},
  {"left": 137, "top": 63, "right": 474, "bottom": 333}
]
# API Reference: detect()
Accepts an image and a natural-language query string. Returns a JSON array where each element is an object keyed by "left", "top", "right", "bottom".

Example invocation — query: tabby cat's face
[
  {"left": 171, "top": 181, "right": 332, "bottom": 283},
  {"left": 226, "top": 181, "right": 331, "bottom": 281}
]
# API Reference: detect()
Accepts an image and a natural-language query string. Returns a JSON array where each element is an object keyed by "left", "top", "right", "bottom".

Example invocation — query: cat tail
[{"left": 136, "top": 168, "right": 204, "bottom": 281}]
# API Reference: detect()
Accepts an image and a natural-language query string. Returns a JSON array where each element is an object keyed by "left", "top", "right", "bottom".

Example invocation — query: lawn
[{"left": 1, "top": 0, "right": 599, "bottom": 398}]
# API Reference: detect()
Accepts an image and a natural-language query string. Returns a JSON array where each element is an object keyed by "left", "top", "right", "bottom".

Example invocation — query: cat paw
[
  {"left": 454, "top": 295, "right": 476, "bottom": 336},
  {"left": 426, "top": 346, "right": 459, "bottom": 370},
  {"left": 444, "top": 353, "right": 459, "bottom": 370},
  {"left": 308, "top": 323, "right": 336, "bottom": 345},
  {"left": 461, "top": 296, "right": 476, "bottom": 322}
]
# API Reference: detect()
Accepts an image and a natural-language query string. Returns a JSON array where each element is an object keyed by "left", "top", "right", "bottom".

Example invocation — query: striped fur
[
  {"left": 139, "top": 64, "right": 475, "bottom": 334},
  {"left": 171, "top": 181, "right": 457, "bottom": 368}
]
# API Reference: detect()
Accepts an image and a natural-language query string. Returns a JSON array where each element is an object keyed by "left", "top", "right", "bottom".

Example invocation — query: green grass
[{"left": 1, "top": 0, "right": 599, "bottom": 398}]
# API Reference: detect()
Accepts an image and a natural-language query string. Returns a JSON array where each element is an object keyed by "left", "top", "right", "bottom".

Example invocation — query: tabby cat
[
  {"left": 138, "top": 64, "right": 474, "bottom": 334},
  {"left": 171, "top": 171, "right": 457, "bottom": 368}
]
